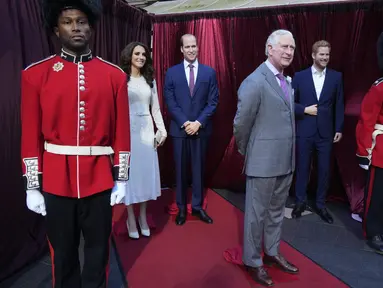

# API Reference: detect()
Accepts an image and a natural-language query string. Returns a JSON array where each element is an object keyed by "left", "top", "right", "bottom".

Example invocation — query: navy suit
[
  {"left": 293, "top": 67, "right": 344, "bottom": 208},
  {"left": 164, "top": 61, "right": 219, "bottom": 210}
]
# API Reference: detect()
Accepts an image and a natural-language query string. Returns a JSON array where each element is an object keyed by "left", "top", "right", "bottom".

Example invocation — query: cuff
[
  {"left": 356, "top": 154, "right": 370, "bottom": 166},
  {"left": 22, "top": 157, "right": 42, "bottom": 191},
  {"left": 113, "top": 152, "right": 131, "bottom": 181}
]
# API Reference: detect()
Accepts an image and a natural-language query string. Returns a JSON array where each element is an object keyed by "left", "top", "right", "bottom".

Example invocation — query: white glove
[
  {"left": 26, "top": 190, "right": 46, "bottom": 216},
  {"left": 359, "top": 164, "right": 369, "bottom": 170},
  {"left": 110, "top": 181, "right": 126, "bottom": 206}
]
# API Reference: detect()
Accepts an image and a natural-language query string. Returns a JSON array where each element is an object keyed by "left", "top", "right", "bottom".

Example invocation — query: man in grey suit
[{"left": 233, "top": 29, "right": 299, "bottom": 287}]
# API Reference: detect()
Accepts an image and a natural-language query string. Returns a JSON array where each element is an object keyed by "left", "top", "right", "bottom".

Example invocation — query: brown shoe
[
  {"left": 245, "top": 265, "right": 274, "bottom": 287},
  {"left": 263, "top": 254, "right": 299, "bottom": 274}
]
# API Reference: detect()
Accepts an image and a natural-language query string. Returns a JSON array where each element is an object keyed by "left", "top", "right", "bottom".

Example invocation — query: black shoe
[
  {"left": 175, "top": 209, "right": 186, "bottom": 226},
  {"left": 291, "top": 203, "right": 306, "bottom": 219},
  {"left": 263, "top": 254, "right": 299, "bottom": 274},
  {"left": 191, "top": 209, "right": 213, "bottom": 224},
  {"left": 367, "top": 235, "right": 383, "bottom": 255},
  {"left": 317, "top": 208, "right": 333, "bottom": 224},
  {"left": 245, "top": 265, "right": 274, "bottom": 287}
]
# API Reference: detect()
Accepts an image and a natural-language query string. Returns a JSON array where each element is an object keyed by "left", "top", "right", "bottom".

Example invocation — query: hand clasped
[{"left": 184, "top": 121, "right": 201, "bottom": 135}]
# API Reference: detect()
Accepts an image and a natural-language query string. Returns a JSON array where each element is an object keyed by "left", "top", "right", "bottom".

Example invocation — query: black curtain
[{"left": 0, "top": 0, "right": 152, "bottom": 280}]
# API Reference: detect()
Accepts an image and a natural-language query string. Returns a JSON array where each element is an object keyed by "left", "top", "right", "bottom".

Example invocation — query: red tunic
[
  {"left": 21, "top": 51, "right": 131, "bottom": 198},
  {"left": 356, "top": 77, "right": 383, "bottom": 168}
]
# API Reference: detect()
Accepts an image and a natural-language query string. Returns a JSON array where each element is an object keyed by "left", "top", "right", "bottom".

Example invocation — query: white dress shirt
[
  {"left": 184, "top": 59, "right": 198, "bottom": 85},
  {"left": 265, "top": 59, "right": 281, "bottom": 86},
  {"left": 312, "top": 66, "right": 326, "bottom": 100},
  {"left": 182, "top": 59, "right": 200, "bottom": 128}
]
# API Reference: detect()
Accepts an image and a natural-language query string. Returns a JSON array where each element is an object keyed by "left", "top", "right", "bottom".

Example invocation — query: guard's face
[{"left": 55, "top": 9, "right": 92, "bottom": 53}]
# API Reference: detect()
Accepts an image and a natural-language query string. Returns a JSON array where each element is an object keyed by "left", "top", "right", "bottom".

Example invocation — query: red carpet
[{"left": 112, "top": 189, "right": 348, "bottom": 288}]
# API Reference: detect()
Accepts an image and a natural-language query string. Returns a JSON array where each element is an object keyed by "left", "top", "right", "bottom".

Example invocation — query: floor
[
  {"left": 1, "top": 189, "right": 382, "bottom": 288},
  {"left": 214, "top": 189, "right": 383, "bottom": 288},
  {"left": 0, "top": 237, "right": 127, "bottom": 288}
]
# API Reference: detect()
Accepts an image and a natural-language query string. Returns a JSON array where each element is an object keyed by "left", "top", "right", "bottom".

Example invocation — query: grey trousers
[{"left": 242, "top": 173, "right": 293, "bottom": 268}]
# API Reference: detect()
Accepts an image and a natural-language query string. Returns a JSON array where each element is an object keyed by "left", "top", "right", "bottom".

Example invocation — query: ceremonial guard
[
  {"left": 356, "top": 32, "right": 383, "bottom": 255},
  {"left": 20, "top": 0, "right": 131, "bottom": 287}
]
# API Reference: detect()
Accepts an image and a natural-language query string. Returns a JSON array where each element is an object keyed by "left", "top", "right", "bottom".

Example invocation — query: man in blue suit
[
  {"left": 164, "top": 34, "right": 219, "bottom": 225},
  {"left": 291, "top": 40, "right": 344, "bottom": 223}
]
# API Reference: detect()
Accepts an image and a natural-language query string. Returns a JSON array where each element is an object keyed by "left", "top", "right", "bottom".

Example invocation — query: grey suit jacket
[{"left": 233, "top": 62, "right": 295, "bottom": 177}]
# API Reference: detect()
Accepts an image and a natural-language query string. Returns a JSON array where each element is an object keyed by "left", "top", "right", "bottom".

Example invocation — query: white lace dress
[{"left": 124, "top": 76, "right": 167, "bottom": 205}]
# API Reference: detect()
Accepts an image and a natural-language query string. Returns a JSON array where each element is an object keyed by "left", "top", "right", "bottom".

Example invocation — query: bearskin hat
[
  {"left": 378, "top": 32, "right": 383, "bottom": 72},
  {"left": 41, "top": 0, "right": 102, "bottom": 31}
]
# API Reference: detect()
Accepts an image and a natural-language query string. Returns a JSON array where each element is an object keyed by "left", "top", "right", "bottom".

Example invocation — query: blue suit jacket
[
  {"left": 293, "top": 68, "right": 344, "bottom": 139},
  {"left": 164, "top": 61, "right": 219, "bottom": 138}
]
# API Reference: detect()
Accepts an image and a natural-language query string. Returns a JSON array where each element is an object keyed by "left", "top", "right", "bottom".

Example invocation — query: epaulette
[
  {"left": 24, "top": 55, "right": 56, "bottom": 70},
  {"left": 373, "top": 77, "right": 383, "bottom": 86},
  {"left": 96, "top": 56, "right": 125, "bottom": 73}
]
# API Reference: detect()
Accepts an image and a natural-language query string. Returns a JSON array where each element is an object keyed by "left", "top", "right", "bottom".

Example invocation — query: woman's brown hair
[{"left": 120, "top": 42, "right": 154, "bottom": 88}]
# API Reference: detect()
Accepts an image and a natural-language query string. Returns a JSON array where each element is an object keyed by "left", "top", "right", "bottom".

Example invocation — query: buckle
[{"left": 89, "top": 147, "right": 93, "bottom": 156}]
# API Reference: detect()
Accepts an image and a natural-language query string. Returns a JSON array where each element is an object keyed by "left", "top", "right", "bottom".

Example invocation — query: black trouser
[
  {"left": 364, "top": 166, "right": 383, "bottom": 239},
  {"left": 295, "top": 133, "right": 333, "bottom": 209},
  {"left": 43, "top": 190, "right": 112, "bottom": 288}
]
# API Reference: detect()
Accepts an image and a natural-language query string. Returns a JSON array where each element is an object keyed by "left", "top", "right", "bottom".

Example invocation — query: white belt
[
  {"left": 130, "top": 113, "right": 150, "bottom": 116},
  {"left": 44, "top": 142, "right": 114, "bottom": 156}
]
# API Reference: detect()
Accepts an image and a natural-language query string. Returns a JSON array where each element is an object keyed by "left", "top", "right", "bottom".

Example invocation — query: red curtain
[{"left": 152, "top": 1, "right": 383, "bottom": 214}]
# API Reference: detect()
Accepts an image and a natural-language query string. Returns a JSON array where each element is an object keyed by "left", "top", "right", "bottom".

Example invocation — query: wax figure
[
  {"left": 291, "top": 40, "right": 344, "bottom": 223},
  {"left": 355, "top": 32, "right": 383, "bottom": 255},
  {"left": 233, "top": 29, "right": 299, "bottom": 287},
  {"left": 120, "top": 42, "right": 167, "bottom": 239},
  {"left": 164, "top": 34, "right": 219, "bottom": 226},
  {"left": 21, "top": 0, "right": 131, "bottom": 286}
]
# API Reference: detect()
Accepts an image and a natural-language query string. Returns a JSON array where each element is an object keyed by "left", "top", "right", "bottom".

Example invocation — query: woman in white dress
[{"left": 120, "top": 42, "right": 167, "bottom": 239}]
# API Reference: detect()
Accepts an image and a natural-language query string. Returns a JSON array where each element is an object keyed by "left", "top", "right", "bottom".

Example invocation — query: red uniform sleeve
[
  {"left": 112, "top": 73, "right": 131, "bottom": 181},
  {"left": 355, "top": 84, "right": 383, "bottom": 165},
  {"left": 21, "top": 70, "right": 44, "bottom": 191}
]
